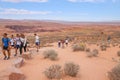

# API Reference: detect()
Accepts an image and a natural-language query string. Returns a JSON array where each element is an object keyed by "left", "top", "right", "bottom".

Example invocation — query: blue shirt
[{"left": 2, "top": 38, "right": 10, "bottom": 47}]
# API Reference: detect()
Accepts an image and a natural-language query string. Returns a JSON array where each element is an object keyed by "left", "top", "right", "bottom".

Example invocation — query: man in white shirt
[{"left": 34, "top": 34, "right": 40, "bottom": 52}]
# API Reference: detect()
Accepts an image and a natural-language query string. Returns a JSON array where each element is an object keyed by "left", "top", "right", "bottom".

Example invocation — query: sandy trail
[{"left": 0, "top": 43, "right": 119, "bottom": 80}]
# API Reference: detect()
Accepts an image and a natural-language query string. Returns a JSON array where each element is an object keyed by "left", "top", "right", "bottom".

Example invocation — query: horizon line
[{"left": 0, "top": 18, "right": 120, "bottom": 23}]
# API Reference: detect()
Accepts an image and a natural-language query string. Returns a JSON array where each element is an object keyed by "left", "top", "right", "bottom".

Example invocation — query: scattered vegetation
[
  {"left": 44, "top": 65, "right": 62, "bottom": 79},
  {"left": 86, "top": 48, "right": 90, "bottom": 52},
  {"left": 72, "top": 44, "right": 81, "bottom": 51},
  {"left": 64, "top": 62, "right": 79, "bottom": 77},
  {"left": 92, "top": 49, "right": 99, "bottom": 57},
  {"left": 44, "top": 62, "right": 80, "bottom": 79},
  {"left": 87, "top": 49, "right": 99, "bottom": 57},
  {"left": 96, "top": 43, "right": 99, "bottom": 46},
  {"left": 43, "top": 49, "right": 58, "bottom": 61},
  {"left": 108, "top": 64, "right": 120, "bottom": 80},
  {"left": 72, "top": 43, "right": 86, "bottom": 52},
  {"left": 100, "top": 44, "right": 107, "bottom": 51},
  {"left": 112, "top": 44, "right": 116, "bottom": 47}
]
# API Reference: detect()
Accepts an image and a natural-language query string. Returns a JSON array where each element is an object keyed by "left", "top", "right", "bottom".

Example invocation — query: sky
[{"left": 0, "top": 0, "right": 120, "bottom": 21}]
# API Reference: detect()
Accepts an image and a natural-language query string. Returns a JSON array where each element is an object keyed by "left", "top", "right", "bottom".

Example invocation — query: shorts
[
  {"left": 35, "top": 42, "right": 40, "bottom": 46},
  {"left": 15, "top": 45, "right": 20, "bottom": 49},
  {"left": 66, "top": 43, "right": 68, "bottom": 45},
  {"left": 3, "top": 46, "right": 9, "bottom": 50},
  {"left": 11, "top": 45, "right": 14, "bottom": 47}
]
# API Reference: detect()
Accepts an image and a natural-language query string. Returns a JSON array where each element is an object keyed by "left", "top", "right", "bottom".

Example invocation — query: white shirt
[
  {"left": 20, "top": 37, "right": 27, "bottom": 46},
  {"left": 10, "top": 38, "right": 15, "bottom": 45},
  {"left": 35, "top": 36, "right": 40, "bottom": 42},
  {"left": 15, "top": 37, "right": 21, "bottom": 45},
  {"left": 65, "top": 40, "right": 68, "bottom": 43}
]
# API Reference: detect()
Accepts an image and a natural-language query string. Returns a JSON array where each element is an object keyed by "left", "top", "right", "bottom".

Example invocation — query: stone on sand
[
  {"left": 9, "top": 72, "right": 25, "bottom": 80},
  {"left": 13, "top": 58, "right": 24, "bottom": 68}
]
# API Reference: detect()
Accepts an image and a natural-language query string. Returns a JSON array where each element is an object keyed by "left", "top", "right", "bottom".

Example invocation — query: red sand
[{"left": 0, "top": 43, "right": 119, "bottom": 80}]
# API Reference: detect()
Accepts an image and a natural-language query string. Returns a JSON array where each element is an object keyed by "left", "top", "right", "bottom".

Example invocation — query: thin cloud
[
  {"left": 0, "top": 8, "right": 52, "bottom": 15},
  {"left": 68, "top": 0, "right": 117, "bottom": 3},
  {"left": 68, "top": 0, "right": 105, "bottom": 2},
  {"left": 0, "top": 0, "right": 48, "bottom": 3}
]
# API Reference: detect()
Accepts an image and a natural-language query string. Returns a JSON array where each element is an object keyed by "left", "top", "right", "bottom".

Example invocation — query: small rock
[
  {"left": 13, "top": 58, "right": 24, "bottom": 68},
  {"left": 9, "top": 72, "right": 25, "bottom": 80}
]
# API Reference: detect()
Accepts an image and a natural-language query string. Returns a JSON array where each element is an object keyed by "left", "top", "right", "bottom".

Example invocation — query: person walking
[
  {"left": 61, "top": 40, "right": 65, "bottom": 48},
  {"left": 107, "top": 35, "right": 111, "bottom": 44},
  {"left": 65, "top": 39, "right": 69, "bottom": 47},
  {"left": 34, "top": 34, "right": 40, "bottom": 52},
  {"left": 14, "top": 34, "right": 21, "bottom": 56},
  {"left": 19, "top": 34, "right": 27, "bottom": 55},
  {"left": 22, "top": 34, "right": 27, "bottom": 52},
  {"left": 58, "top": 40, "right": 61, "bottom": 48},
  {"left": 10, "top": 35, "right": 15, "bottom": 48},
  {"left": 2, "top": 33, "right": 11, "bottom": 60}
]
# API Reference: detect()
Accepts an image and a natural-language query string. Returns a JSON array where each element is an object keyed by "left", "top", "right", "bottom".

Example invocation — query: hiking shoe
[
  {"left": 6, "top": 57, "right": 10, "bottom": 60},
  {"left": 3, "top": 56, "right": 7, "bottom": 60}
]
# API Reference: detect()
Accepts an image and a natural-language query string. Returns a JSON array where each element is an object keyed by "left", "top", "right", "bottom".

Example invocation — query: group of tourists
[
  {"left": 58, "top": 39, "right": 69, "bottom": 48},
  {"left": 1, "top": 31, "right": 111, "bottom": 60},
  {"left": 1, "top": 33, "right": 40, "bottom": 60}
]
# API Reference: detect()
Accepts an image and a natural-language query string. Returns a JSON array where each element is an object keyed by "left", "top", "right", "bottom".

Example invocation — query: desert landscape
[{"left": 0, "top": 19, "right": 120, "bottom": 80}]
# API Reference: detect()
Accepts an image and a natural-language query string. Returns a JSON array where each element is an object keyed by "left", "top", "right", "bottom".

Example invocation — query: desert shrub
[
  {"left": 112, "top": 44, "right": 116, "bottom": 47},
  {"left": 49, "top": 53, "right": 58, "bottom": 60},
  {"left": 117, "top": 51, "right": 120, "bottom": 56},
  {"left": 92, "top": 49, "right": 99, "bottom": 57},
  {"left": 100, "top": 45, "right": 106, "bottom": 51},
  {"left": 64, "top": 62, "right": 79, "bottom": 77},
  {"left": 108, "top": 64, "right": 120, "bottom": 80},
  {"left": 43, "top": 49, "right": 58, "bottom": 60},
  {"left": 72, "top": 44, "right": 81, "bottom": 51},
  {"left": 96, "top": 43, "right": 99, "bottom": 46},
  {"left": 72, "top": 43, "right": 86, "bottom": 52},
  {"left": 44, "top": 65, "right": 62, "bottom": 79},
  {"left": 86, "top": 48, "right": 90, "bottom": 52}
]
